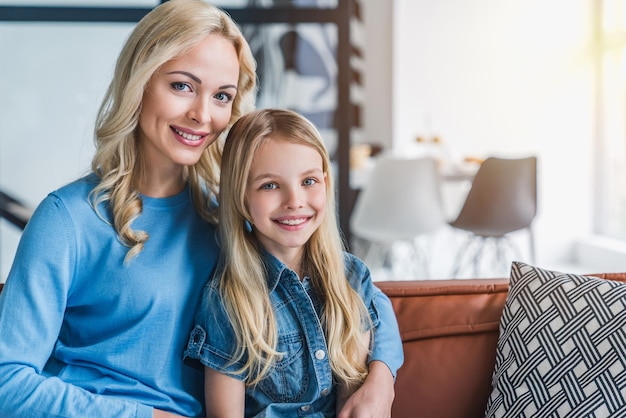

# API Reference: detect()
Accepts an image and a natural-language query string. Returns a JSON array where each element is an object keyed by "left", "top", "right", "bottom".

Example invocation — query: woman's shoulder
[
  {"left": 32, "top": 173, "right": 100, "bottom": 221},
  {"left": 47, "top": 173, "right": 99, "bottom": 202}
]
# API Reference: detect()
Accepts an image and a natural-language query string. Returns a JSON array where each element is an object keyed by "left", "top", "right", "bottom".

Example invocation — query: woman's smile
[{"left": 171, "top": 125, "right": 209, "bottom": 146}]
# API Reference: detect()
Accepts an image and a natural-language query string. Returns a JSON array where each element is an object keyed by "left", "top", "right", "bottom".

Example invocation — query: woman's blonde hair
[
  {"left": 218, "top": 108, "right": 370, "bottom": 387},
  {"left": 90, "top": 0, "right": 256, "bottom": 261}
]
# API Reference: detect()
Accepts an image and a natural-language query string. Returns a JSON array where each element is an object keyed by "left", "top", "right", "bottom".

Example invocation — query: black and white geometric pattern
[{"left": 485, "top": 261, "right": 626, "bottom": 418}]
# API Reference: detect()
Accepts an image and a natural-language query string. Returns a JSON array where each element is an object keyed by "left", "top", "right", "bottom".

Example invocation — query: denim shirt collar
[{"left": 261, "top": 249, "right": 294, "bottom": 293}]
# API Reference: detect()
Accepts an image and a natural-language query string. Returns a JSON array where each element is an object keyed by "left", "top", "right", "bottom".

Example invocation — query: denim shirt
[{"left": 185, "top": 251, "right": 403, "bottom": 417}]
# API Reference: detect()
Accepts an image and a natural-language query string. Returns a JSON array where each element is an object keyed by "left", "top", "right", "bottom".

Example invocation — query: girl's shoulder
[
  {"left": 342, "top": 251, "right": 372, "bottom": 287},
  {"left": 342, "top": 251, "right": 367, "bottom": 271}
]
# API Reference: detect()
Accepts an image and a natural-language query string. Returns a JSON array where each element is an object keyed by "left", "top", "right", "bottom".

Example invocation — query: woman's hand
[{"left": 337, "top": 360, "right": 395, "bottom": 418}]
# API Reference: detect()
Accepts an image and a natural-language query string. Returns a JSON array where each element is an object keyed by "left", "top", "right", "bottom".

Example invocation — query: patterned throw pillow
[{"left": 484, "top": 261, "right": 626, "bottom": 418}]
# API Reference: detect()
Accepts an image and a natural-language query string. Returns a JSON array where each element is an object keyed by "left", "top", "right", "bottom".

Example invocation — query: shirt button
[
  {"left": 321, "top": 388, "right": 330, "bottom": 396},
  {"left": 301, "top": 405, "right": 311, "bottom": 412},
  {"left": 315, "top": 349, "right": 326, "bottom": 360}
]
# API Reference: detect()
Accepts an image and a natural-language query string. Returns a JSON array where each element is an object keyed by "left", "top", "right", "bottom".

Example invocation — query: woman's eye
[
  {"left": 171, "top": 82, "right": 192, "bottom": 92},
  {"left": 303, "top": 178, "right": 317, "bottom": 186},
  {"left": 261, "top": 183, "right": 277, "bottom": 190},
  {"left": 215, "top": 92, "right": 233, "bottom": 103}
]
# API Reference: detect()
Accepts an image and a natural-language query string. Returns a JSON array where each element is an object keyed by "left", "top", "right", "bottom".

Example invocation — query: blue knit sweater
[{"left": 0, "top": 174, "right": 218, "bottom": 417}]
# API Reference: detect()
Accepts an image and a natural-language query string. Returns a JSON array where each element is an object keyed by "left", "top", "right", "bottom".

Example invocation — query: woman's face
[{"left": 138, "top": 34, "right": 240, "bottom": 179}]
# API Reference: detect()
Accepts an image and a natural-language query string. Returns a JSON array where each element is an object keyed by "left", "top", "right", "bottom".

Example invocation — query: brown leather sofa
[{"left": 376, "top": 273, "right": 626, "bottom": 418}]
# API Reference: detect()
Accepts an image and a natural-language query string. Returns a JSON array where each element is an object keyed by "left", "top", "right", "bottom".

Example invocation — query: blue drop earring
[{"left": 244, "top": 220, "right": 253, "bottom": 233}]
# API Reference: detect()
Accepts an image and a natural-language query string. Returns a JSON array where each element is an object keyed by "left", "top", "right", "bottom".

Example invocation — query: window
[{"left": 599, "top": 0, "right": 626, "bottom": 238}]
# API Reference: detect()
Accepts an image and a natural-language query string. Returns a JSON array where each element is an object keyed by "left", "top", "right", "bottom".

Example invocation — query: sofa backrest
[
  {"left": 376, "top": 273, "right": 626, "bottom": 418},
  {"left": 377, "top": 279, "right": 509, "bottom": 418}
]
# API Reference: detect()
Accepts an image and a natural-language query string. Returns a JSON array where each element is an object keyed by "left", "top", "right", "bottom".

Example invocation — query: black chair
[{"left": 449, "top": 156, "right": 537, "bottom": 277}]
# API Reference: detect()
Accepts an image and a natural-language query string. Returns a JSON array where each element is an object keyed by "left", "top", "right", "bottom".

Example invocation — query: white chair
[{"left": 350, "top": 156, "right": 448, "bottom": 278}]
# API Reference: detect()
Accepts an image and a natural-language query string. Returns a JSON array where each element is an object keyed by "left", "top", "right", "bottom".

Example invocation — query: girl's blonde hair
[
  {"left": 218, "top": 108, "right": 370, "bottom": 387},
  {"left": 90, "top": 0, "right": 256, "bottom": 261}
]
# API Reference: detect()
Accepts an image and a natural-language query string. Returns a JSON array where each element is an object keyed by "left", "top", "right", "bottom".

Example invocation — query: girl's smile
[{"left": 274, "top": 216, "right": 311, "bottom": 227}]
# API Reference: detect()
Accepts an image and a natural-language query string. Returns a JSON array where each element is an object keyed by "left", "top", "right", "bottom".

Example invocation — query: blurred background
[{"left": 1, "top": 0, "right": 625, "bottom": 281}]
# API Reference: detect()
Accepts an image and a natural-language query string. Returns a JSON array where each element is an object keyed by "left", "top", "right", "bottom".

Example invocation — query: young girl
[{"left": 185, "top": 109, "right": 402, "bottom": 417}]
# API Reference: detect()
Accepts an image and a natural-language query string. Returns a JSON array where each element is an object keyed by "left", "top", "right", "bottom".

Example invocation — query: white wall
[
  {"left": 0, "top": 23, "right": 134, "bottom": 280},
  {"left": 364, "top": 0, "right": 595, "bottom": 269}
]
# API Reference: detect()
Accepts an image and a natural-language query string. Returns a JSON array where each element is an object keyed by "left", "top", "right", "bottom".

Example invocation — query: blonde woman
[
  {"left": 0, "top": 1, "right": 255, "bottom": 417},
  {"left": 185, "top": 109, "right": 403, "bottom": 417}
]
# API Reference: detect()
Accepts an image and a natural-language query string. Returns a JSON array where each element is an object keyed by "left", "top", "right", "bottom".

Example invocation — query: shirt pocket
[{"left": 257, "top": 332, "right": 310, "bottom": 403}]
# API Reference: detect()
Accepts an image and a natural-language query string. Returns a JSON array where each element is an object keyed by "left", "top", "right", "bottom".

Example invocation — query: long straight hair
[
  {"left": 218, "top": 108, "right": 370, "bottom": 386},
  {"left": 89, "top": 0, "right": 257, "bottom": 261}
]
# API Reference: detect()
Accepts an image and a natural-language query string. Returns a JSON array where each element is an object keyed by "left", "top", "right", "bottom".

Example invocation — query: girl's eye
[
  {"left": 171, "top": 82, "right": 192, "bottom": 92},
  {"left": 303, "top": 178, "right": 317, "bottom": 186},
  {"left": 215, "top": 92, "right": 233, "bottom": 104},
  {"left": 261, "top": 183, "right": 277, "bottom": 190}
]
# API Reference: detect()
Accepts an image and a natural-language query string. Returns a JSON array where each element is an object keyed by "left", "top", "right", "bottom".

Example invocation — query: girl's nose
[{"left": 284, "top": 186, "right": 304, "bottom": 209}]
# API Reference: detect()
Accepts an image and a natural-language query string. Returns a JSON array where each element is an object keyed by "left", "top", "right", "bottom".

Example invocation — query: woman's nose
[{"left": 187, "top": 97, "right": 212, "bottom": 125}]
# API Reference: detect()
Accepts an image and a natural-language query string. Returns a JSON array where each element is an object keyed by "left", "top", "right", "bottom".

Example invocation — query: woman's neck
[{"left": 139, "top": 175, "right": 186, "bottom": 198}]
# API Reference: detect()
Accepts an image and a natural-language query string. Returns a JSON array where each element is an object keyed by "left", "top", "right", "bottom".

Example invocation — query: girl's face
[
  {"left": 138, "top": 34, "right": 239, "bottom": 179},
  {"left": 246, "top": 137, "right": 327, "bottom": 267}
]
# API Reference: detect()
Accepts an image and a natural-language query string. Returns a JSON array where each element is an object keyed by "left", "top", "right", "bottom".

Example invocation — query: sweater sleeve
[{"left": 0, "top": 195, "right": 152, "bottom": 418}]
